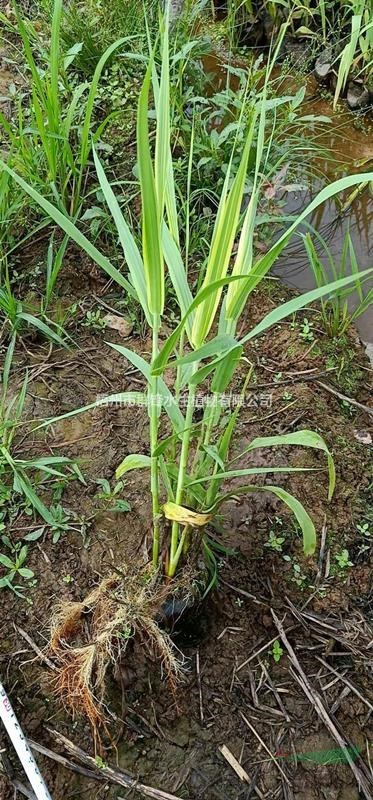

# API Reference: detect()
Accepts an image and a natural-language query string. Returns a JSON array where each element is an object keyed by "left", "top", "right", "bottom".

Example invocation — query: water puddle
[
  {"left": 200, "top": 52, "right": 373, "bottom": 350},
  {"left": 273, "top": 86, "right": 373, "bottom": 349}
]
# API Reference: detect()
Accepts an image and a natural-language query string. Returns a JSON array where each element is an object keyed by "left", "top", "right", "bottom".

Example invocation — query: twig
[
  {"left": 28, "top": 740, "right": 99, "bottom": 780},
  {"left": 259, "top": 659, "right": 291, "bottom": 722},
  {"left": 236, "top": 626, "right": 297, "bottom": 673},
  {"left": 11, "top": 779, "right": 37, "bottom": 799},
  {"left": 220, "top": 579, "right": 268, "bottom": 606},
  {"left": 219, "top": 745, "right": 250, "bottom": 784},
  {"left": 316, "top": 381, "right": 373, "bottom": 417},
  {"left": 239, "top": 712, "right": 291, "bottom": 785},
  {"left": 271, "top": 611, "right": 373, "bottom": 799},
  {"left": 315, "top": 655, "right": 373, "bottom": 714},
  {"left": 248, "top": 370, "right": 335, "bottom": 389},
  {"left": 44, "top": 728, "right": 188, "bottom": 800},
  {"left": 14, "top": 626, "right": 56, "bottom": 672}
]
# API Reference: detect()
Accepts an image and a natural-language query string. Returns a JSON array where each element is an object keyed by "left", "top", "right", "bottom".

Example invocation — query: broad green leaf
[
  {"left": 188, "top": 465, "right": 317, "bottom": 486},
  {"left": 211, "top": 345, "right": 243, "bottom": 393},
  {"left": 18, "top": 568, "right": 34, "bottom": 579},
  {"left": 191, "top": 128, "right": 255, "bottom": 347},
  {"left": 13, "top": 470, "right": 54, "bottom": 526},
  {"left": 227, "top": 172, "right": 373, "bottom": 315},
  {"left": 262, "top": 486, "right": 316, "bottom": 554},
  {"left": 19, "top": 312, "right": 65, "bottom": 345},
  {"left": 175, "top": 334, "right": 238, "bottom": 366},
  {"left": 116, "top": 454, "right": 151, "bottom": 478},
  {"left": 0, "top": 555, "right": 14, "bottom": 570},
  {"left": 162, "top": 222, "right": 194, "bottom": 336},
  {"left": 137, "top": 62, "right": 164, "bottom": 316},
  {"left": 232, "top": 430, "right": 335, "bottom": 499},
  {"left": 210, "top": 484, "right": 316, "bottom": 554},
  {"left": 154, "top": 12, "right": 170, "bottom": 213},
  {"left": 151, "top": 274, "right": 250, "bottom": 376}
]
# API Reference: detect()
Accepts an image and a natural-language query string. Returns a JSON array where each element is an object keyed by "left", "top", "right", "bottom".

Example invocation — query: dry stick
[
  {"left": 219, "top": 746, "right": 265, "bottom": 800},
  {"left": 219, "top": 579, "right": 268, "bottom": 606},
  {"left": 239, "top": 712, "right": 291, "bottom": 786},
  {"left": 43, "top": 728, "right": 188, "bottom": 800},
  {"left": 258, "top": 659, "right": 291, "bottom": 722},
  {"left": 236, "top": 626, "right": 298, "bottom": 673},
  {"left": 316, "top": 381, "right": 373, "bottom": 417},
  {"left": 14, "top": 626, "right": 56, "bottom": 672},
  {"left": 219, "top": 745, "right": 251, "bottom": 784},
  {"left": 329, "top": 684, "right": 352, "bottom": 715},
  {"left": 196, "top": 650, "right": 204, "bottom": 724},
  {"left": 314, "top": 655, "right": 373, "bottom": 714},
  {"left": 28, "top": 740, "right": 101, "bottom": 781},
  {"left": 271, "top": 611, "right": 373, "bottom": 800},
  {"left": 248, "top": 370, "right": 335, "bottom": 389},
  {"left": 11, "top": 779, "right": 37, "bottom": 800}
]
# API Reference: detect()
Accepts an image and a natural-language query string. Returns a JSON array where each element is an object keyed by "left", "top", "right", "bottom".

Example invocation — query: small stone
[
  {"left": 103, "top": 313, "right": 133, "bottom": 336},
  {"left": 353, "top": 429, "right": 372, "bottom": 445},
  {"left": 314, "top": 49, "right": 332, "bottom": 83},
  {"left": 347, "top": 81, "right": 371, "bottom": 111}
]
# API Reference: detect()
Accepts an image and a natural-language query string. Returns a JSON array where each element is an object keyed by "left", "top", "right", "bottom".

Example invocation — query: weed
[
  {"left": 3, "top": 12, "right": 373, "bottom": 727},
  {"left": 299, "top": 317, "right": 314, "bottom": 342},
  {"left": 95, "top": 479, "right": 131, "bottom": 512},
  {"left": 304, "top": 230, "right": 373, "bottom": 339},
  {"left": 82, "top": 309, "right": 107, "bottom": 331},
  {"left": 265, "top": 530, "right": 285, "bottom": 552},
  {"left": 271, "top": 639, "right": 284, "bottom": 663},
  {"left": 0, "top": 536, "right": 35, "bottom": 601},
  {"left": 334, "top": 548, "right": 354, "bottom": 570}
]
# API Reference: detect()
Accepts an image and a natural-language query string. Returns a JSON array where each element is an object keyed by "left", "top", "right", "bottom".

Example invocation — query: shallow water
[
  {"left": 273, "top": 88, "right": 373, "bottom": 347},
  {"left": 202, "top": 55, "right": 372, "bottom": 347}
]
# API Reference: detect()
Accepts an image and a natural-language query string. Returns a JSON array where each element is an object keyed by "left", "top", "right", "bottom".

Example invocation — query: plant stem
[
  {"left": 150, "top": 316, "right": 161, "bottom": 569},
  {"left": 168, "top": 380, "right": 196, "bottom": 576}
]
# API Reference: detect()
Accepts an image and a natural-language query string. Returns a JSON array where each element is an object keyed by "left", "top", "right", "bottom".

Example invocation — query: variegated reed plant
[{"left": 1, "top": 14, "right": 372, "bottom": 583}]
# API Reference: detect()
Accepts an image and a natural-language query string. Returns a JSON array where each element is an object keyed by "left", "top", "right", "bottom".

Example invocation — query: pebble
[{"left": 347, "top": 81, "right": 371, "bottom": 111}]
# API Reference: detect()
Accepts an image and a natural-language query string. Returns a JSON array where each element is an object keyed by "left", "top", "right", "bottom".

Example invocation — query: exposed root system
[{"left": 48, "top": 566, "right": 188, "bottom": 733}]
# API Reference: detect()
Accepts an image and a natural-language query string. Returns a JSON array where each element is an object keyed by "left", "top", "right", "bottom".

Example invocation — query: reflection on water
[
  {"left": 198, "top": 54, "right": 372, "bottom": 343},
  {"left": 273, "top": 89, "right": 373, "bottom": 345}
]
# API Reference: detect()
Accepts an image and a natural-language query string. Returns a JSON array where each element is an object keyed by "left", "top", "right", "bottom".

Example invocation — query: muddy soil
[{"left": 0, "top": 258, "right": 372, "bottom": 800}]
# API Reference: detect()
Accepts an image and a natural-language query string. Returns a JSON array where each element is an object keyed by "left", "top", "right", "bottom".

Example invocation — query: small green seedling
[
  {"left": 357, "top": 522, "right": 370, "bottom": 537},
  {"left": 0, "top": 537, "right": 34, "bottom": 600},
  {"left": 95, "top": 479, "right": 131, "bottom": 512},
  {"left": 94, "top": 756, "right": 108, "bottom": 770},
  {"left": 335, "top": 549, "right": 353, "bottom": 570},
  {"left": 299, "top": 318, "right": 314, "bottom": 342},
  {"left": 265, "top": 530, "right": 285, "bottom": 552},
  {"left": 271, "top": 639, "right": 284, "bottom": 663},
  {"left": 83, "top": 310, "right": 107, "bottom": 330},
  {"left": 50, "top": 504, "right": 72, "bottom": 543}
]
